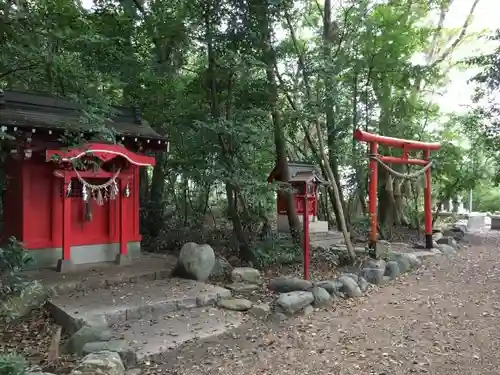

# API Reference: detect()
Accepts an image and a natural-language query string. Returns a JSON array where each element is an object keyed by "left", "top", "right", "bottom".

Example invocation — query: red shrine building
[
  {"left": 267, "top": 161, "right": 328, "bottom": 233},
  {"left": 0, "top": 90, "right": 166, "bottom": 272}
]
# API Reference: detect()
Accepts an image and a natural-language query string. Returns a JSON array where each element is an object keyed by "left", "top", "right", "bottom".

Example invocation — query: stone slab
[
  {"left": 48, "top": 278, "right": 232, "bottom": 327},
  {"left": 24, "top": 253, "right": 177, "bottom": 295},
  {"left": 468, "top": 213, "right": 486, "bottom": 231},
  {"left": 113, "top": 307, "right": 242, "bottom": 362},
  {"left": 409, "top": 250, "right": 442, "bottom": 259}
]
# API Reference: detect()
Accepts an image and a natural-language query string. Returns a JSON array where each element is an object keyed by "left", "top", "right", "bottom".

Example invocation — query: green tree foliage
[{"left": 0, "top": 0, "right": 497, "bottom": 261}]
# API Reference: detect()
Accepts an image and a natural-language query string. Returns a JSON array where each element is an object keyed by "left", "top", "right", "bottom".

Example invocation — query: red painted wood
[
  {"left": 354, "top": 130, "right": 441, "bottom": 256},
  {"left": 377, "top": 155, "right": 429, "bottom": 166},
  {"left": 62, "top": 173, "right": 71, "bottom": 260},
  {"left": 423, "top": 149, "right": 433, "bottom": 249},
  {"left": 119, "top": 180, "right": 127, "bottom": 255},
  {"left": 2, "top": 150, "right": 147, "bottom": 256},
  {"left": 276, "top": 184, "right": 318, "bottom": 217},
  {"left": 46, "top": 142, "right": 156, "bottom": 166},
  {"left": 354, "top": 129, "right": 441, "bottom": 151},
  {"left": 51, "top": 177, "right": 61, "bottom": 243}
]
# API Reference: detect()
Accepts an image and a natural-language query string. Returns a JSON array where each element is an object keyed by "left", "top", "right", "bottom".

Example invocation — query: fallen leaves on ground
[
  {"left": 144, "top": 231, "right": 500, "bottom": 375},
  {"left": 0, "top": 308, "right": 78, "bottom": 374}
]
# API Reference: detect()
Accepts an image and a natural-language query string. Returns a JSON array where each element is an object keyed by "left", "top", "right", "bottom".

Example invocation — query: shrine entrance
[
  {"left": 353, "top": 129, "right": 441, "bottom": 257},
  {"left": 0, "top": 90, "right": 167, "bottom": 271},
  {"left": 45, "top": 143, "right": 156, "bottom": 271}
]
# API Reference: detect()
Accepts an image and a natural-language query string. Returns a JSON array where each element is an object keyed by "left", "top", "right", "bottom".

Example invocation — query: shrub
[
  {"left": 0, "top": 237, "right": 33, "bottom": 300},
  {"left": 0, "top": 354, "right": 26, "bottom": 375}
]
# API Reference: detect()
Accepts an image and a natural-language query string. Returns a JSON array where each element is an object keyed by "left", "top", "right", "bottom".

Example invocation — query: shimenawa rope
[{"left": 369, "top": 154, "right": 432, "bottom": 180}]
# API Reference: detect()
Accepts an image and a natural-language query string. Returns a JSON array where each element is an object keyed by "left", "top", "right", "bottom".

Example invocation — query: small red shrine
[
  {"left": 0, "top": 90, "right": 166, "bottom": 272},
  {"left": 267, "top": 161, "right": 328, "bottom": 233}
]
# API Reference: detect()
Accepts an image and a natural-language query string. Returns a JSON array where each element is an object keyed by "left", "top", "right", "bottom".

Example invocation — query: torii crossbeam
[{"left": 353, "top": 129, "right": 441, "bottom": 257}]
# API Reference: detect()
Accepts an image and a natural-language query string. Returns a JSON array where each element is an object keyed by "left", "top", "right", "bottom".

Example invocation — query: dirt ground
[{"left": 144, "top": 231, "right": 500, "bottom": 375}]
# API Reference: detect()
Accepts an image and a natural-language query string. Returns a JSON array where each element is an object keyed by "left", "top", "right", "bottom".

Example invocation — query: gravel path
[{"left": 147, "top": 233, "right": 500, "bottom": 375}]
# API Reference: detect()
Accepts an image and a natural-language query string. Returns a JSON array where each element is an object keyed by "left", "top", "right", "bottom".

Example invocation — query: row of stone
[
  {"left": 28, "top": 351, "right": 138, "bottom": 375},
  {"left": 269, "top": 252, "right": 423, "bottom": 316}
]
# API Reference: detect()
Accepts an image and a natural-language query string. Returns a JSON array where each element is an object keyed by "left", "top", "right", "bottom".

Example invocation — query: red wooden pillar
[
  {"left": 368, "top": 142, "right": 379, "bottom": 257},
  {"left": 57, "top": 172, "right": 72, "bottom": 272},
  {"left": 423, "top": 149, "right": 433, "bottom": 249}
]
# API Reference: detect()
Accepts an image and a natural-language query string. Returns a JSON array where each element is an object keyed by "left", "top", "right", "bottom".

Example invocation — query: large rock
[
  {"left": 393, "top": 254, "right": 411, "bottom": 273},
  {"left": 437, "top": 236, "right": 457, "bottom": 249},
  {"left": 315, "top": 280, "right": 342, "bottom": 296},
  {"left": 453, "top": 223, "right": 467, "bottom": 232},
  {"left": 276, "top": 291, "right": 314, "bottom": 315},
  {"left": 432, "top": 231, "right": 443, "bottom": 242},
  {"left": 0, "top": 281, "right": 49, "bottom": 322},
  {"left": 443, "top": 227, "right": 465, "bottom": 241},
  {"left": 268, "top": 277, "right": 312, "bottom": 293},
  {"left": 173, "top": 242, "right": 215, "bottom": 282},
  {"left": 225, "top": 283, "right": 260, "bottom": 293},
  {"left": 211, "top": 256, "right": 233, "bottom": 278},
  {"left": 342, "top": 273, "right": 359, "bottom": 283},
  {"left": 337, "top": 275, "right": 362, "bottom": 298},
  {"left": 82, "top": 340, "right": 135, "bottom": 367},
  {"left": 231, "top": 267, "right": 261, "bottom": 284},
  {"left": 358, "top": 277, "right": 369, "bottom": 292},
  {"left": 400, "top": 253, "right": 422, "bottom": 269},
  {"left": 360, "top": 259, "right": 386, "bottom": 285},
  {"left": 311, "top": 286, "right": 332, "bottom": 307},
  {"left": 437, "top": 243, "right": 457, "bottom": 256},
  {"left": 69, "top": 351, "right": 125, "bottom": 375},
  {"left": 218, "top": 298, "right": 253, "bottom": 311},
  {"left": 385, "top": 260, "right": 400, "bottom": 280},
  {"left": 364, "top": 259, "right": 386, "bottom": 270},
  {"left": 66, "top": 325, "right": 113, "bottom": 355},
  {"left": 249, "top": 303, "right": 271, "bottom": 318},
  {"left": 361, "top": 267, "right": 384, "bottom": 285}
]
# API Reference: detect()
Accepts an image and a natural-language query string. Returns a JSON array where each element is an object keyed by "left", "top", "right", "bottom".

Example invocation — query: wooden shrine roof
[
  {"left": 267, "top": 160, "right": 324, "bottom": 183},
  {"left": 0, "top": 90, "right": 166, "bottom": 141}
]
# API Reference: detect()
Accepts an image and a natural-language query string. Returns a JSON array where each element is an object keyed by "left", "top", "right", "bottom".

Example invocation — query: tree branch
[
  {"left": 0, "top": 63, "right": 40, "bottom": 79},
  {"left": 431, "top": 0, "right": 481, "bottom": 67}
]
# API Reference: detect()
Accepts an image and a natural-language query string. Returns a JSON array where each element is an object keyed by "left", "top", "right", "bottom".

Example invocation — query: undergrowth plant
[
  {"left": 0, "top": 237, "right": 33, "bottom": 300},
  {"left": 0, "top": 353, "right": 26, "bottom": 375}
]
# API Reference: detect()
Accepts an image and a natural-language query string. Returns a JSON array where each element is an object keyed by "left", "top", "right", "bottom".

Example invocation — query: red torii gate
[{"left": 353, "top": 129, "right": 441, "bottom": 256}]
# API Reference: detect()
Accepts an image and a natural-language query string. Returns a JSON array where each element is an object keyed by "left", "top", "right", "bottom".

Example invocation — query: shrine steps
[
  {"left": 276, "top": 230, "right": 346, "bottom": 248},
  {"left": 112, "top": 306, "right": 242, "bottom": 362},
  {"left": 47, "top": 277, "right": 242, "bottom": 363}
]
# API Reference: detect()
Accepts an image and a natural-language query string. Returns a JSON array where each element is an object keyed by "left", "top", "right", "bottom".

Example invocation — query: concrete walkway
[{"left": 147, "top": 232, "right": 500, "bottom": 375}]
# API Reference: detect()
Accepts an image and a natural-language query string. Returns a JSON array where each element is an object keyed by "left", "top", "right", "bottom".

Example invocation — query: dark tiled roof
[
  {"left": 268, "top": 160, "right": 324, "bottom": 182},
  {"left": 0, "top": 91, "right": 165, "bottom": 140}
]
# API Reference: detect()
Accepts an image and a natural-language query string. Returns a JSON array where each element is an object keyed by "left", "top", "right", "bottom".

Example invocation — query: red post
[
  {"left": 303, "top": 183, "right": 310, "bottom": 280},
  {"left": 62, "top": 173, "right": 71, "bottom": 261},
  {"left": 119, "top": 179, "right": 127, "bottom": 257},
  {"left": 368, "top": 142, "right": 379, "bottom": 256},
  {"left": 423, "top": 149, "right": 433, "bottom": 249}
]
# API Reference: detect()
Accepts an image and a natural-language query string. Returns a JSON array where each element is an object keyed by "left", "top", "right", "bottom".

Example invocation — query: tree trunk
[
  {"left": 205, "top": 0, "right": 253, "bottom": 261},
  {"left": 250, "top": 0, "right": 301, "bottom": 241},
  {"left": 147, "top": 152, "right": 166, "bottom": 237}
]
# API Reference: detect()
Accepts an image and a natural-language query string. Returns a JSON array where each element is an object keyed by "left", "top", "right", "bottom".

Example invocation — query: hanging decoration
[
  {"left": 73, "top": 167, "right": 121, "bottom": 206},
  {"left": 124, "top": 183, "right": 130, "bottom": 198},
  {"left": 82, "top": 185, "right": 93, "bottom": 221},
  {"left": 66, "top": 180, "right": 72, "bottom": 198}
]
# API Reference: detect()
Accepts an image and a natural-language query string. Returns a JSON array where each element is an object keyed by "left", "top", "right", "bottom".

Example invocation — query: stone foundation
[
  {"left": 26, "top": 241, "right": 142, "bottom": 270},
  {"left": 491, "top": 215, "right": 500, "bottom": 230},
  {"left": 277, "top": 215, "right": 329, "bottom": 233}
]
